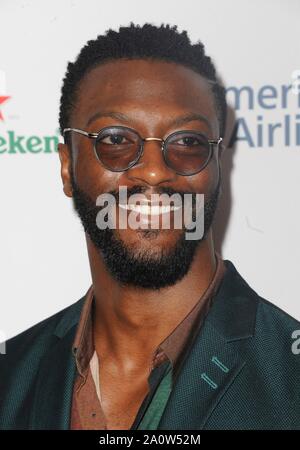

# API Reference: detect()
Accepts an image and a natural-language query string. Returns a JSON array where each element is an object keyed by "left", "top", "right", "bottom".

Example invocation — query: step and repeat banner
[{"left": 1, "top": 0, "right": 300, "bottom": 340}]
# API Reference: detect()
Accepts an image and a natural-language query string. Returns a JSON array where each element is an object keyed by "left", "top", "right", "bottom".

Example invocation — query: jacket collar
[{"left": 206, "top": 259, "right": 258, "bottom": 342}]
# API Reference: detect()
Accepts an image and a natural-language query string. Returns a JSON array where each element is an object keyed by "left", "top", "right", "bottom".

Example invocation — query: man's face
[{"left": 59, "top": 59, "right": 221, "bottom": 290}]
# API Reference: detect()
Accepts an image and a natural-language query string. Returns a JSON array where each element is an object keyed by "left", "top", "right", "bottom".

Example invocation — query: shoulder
[
  {"left": 209, "top": 260, "right": 300, "bottom": 427},
  {"left": 0, "top": 294, "right": 86, "bottom": 369},
  {"left": 256, "top": 294, "right": 300, "bottom": 333},
  {"left": 223, "top": 258, "right": 300, "bottom": 331},
  {"left": 0, "top": 292, "right": 86, "bottom": 429},
  {"left": 253, "top": 293, "right": 300, "bottom": 369},
  {"left": 220, "top": 259, "right": 300, "bottom": 372},
  {"left": 227, "top": 259, "right": 300, "bottom": 385}
]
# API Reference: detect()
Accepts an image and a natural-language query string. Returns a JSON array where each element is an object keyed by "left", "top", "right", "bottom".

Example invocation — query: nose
[{"left": 125, "top": 138, "right": 177, "bottom": 186}]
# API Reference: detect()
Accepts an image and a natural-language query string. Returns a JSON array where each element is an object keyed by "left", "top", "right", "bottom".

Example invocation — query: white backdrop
[{"left": 1, "top": 0, "right": 300, "bottom": 341}]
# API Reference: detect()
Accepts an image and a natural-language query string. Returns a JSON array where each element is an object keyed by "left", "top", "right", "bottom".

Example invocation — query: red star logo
[{"left": 0, "top": 95, "right": 11, "bottom": 121}]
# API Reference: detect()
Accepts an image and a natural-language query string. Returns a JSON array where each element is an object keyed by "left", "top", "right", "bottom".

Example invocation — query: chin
[{"left": 115, "top": 226, "right": 184, "bottom": 247}]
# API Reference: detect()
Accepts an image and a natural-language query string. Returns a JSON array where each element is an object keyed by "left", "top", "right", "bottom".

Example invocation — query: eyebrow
[{"left": 86, "top": 111, "right": 212, "bottom": 132}]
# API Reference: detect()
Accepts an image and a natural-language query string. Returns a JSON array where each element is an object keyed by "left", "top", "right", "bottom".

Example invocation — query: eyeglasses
[{"left": 63, "top": 125, "right": 223, "bottom": 176}]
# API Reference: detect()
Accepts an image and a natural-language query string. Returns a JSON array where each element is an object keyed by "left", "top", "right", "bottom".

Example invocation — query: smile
[{"left": 118, "top": 204, "right": 182, "bottom": 215}]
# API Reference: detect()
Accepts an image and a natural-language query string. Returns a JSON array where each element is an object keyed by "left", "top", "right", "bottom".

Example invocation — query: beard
[{"left": 70, "top": 169, "right": 220, "bottom": 290}]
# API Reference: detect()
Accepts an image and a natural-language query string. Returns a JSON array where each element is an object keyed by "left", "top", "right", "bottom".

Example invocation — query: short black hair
[{"left": 59, "top": 22, "right": 227, "bottom": 138}]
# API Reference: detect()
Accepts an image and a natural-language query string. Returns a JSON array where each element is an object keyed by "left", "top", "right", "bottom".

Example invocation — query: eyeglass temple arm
[{"left": 63, "top": 128, "right": 99, "bottom": 139}]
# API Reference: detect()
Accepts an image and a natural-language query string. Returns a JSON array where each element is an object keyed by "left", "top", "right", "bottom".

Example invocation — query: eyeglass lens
[{"left": 94, "top": 126, "right": 211, "bottom": 175}]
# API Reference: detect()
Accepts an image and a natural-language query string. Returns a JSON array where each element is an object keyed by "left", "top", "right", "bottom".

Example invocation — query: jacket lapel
[
  {"left": 28, "top": 297, "right": 86, "bottom": 430},
  {"left": 157, "top": 260, "right": 259, "bottom": 430}
]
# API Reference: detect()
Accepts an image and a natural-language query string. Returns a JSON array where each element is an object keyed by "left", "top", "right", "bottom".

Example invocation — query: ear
[{"left": 58, "top": 142, "right": 73, "bottom": 197}]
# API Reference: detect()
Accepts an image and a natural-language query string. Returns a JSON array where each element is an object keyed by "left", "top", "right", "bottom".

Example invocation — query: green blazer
[{"left": 0, "top": 260, "right": 299, "bottom": 430}]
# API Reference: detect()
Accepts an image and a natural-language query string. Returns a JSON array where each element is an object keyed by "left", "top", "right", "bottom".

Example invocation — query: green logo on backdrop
[{"left": 0, "top": 130, "right": 60, "bottom": 154}]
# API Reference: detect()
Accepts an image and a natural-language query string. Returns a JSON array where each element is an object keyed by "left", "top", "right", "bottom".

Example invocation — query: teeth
[{"left": 119, "top": 204, "right": 181, "bottom": 215}]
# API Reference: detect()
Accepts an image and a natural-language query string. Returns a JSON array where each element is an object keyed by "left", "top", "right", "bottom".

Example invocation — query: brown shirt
[{"left": 70, "top": 253, "right": 226, "bottom": 430}]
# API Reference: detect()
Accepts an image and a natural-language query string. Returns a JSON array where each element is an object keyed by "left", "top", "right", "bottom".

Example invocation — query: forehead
[{"left": 71, "top": 59, "right": 219, "bottom": 135}]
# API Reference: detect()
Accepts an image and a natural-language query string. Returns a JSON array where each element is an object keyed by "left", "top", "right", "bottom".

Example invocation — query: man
[{"left": 0, "top": 22, "right": 299, "bottom": 430}]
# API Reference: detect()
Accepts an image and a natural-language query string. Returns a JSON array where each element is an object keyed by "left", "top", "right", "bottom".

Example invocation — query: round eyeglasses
[{"left": 63, "top": 125, "right": 223, "bottom": 176}]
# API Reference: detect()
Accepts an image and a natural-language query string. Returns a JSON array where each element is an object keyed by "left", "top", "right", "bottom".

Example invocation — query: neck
[{"left": 86, "top": 230, "right": 216, "bottom": 370}]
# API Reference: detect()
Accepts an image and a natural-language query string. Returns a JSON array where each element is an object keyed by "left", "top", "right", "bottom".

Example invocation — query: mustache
[{"left": 110, "top": 185, "right": 200, "bottom": 205}]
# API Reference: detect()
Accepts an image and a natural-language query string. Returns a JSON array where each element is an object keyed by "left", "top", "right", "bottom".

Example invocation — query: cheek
[
  {"left": 72, "top": 145, "right": 121, "bottom": 198},
  {"left": 187, "top": 159, "right": 220, "bottom": 197}
]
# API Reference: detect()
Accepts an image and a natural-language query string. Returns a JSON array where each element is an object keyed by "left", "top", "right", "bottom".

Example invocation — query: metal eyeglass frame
[{"left": 63, "top": 125, "right": 223, "bottom": 176}]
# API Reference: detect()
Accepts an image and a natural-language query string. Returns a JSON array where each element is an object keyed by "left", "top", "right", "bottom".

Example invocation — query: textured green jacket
[{"left": 0, "top": 260, "right": 300, "bottom": 430}]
